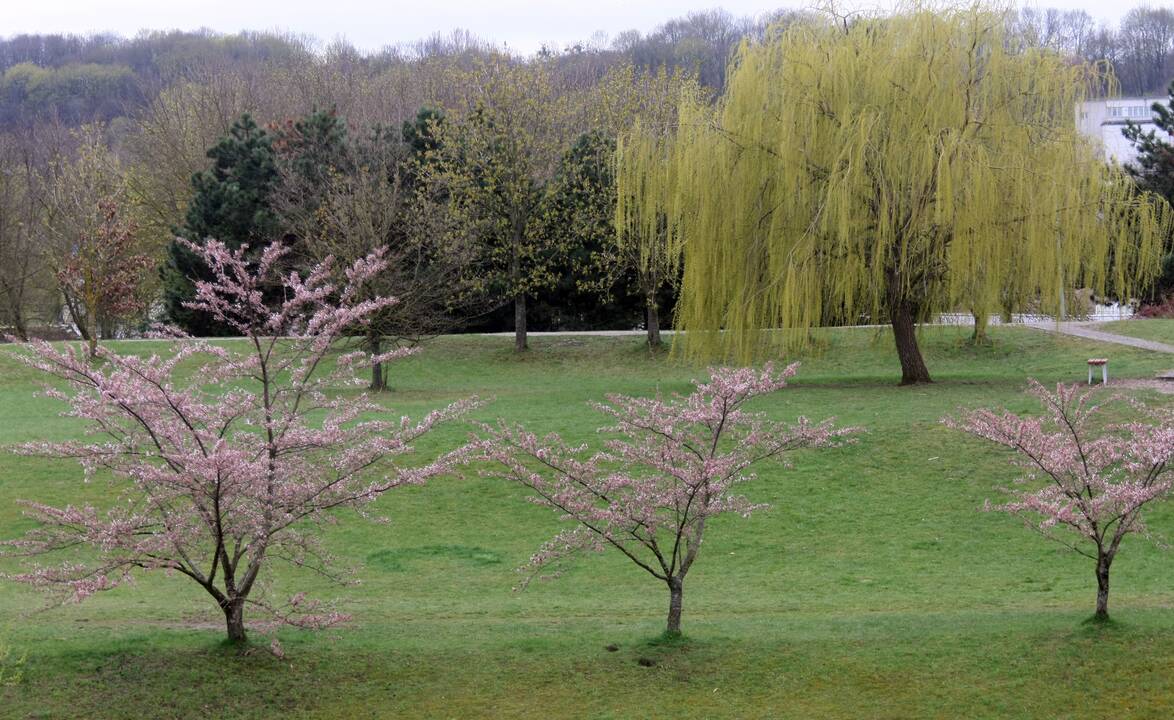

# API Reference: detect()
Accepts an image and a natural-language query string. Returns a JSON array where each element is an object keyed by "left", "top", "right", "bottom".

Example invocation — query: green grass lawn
[
  {"left": 2, "top": 326, "right": 1174, "bottom": 719},
  {"left": 1100, "top": 318, "right": 1174, "bottom": 345}
]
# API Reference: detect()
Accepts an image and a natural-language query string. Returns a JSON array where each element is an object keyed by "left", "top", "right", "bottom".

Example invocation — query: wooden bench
[{"left": 1088, "top": 358, "right": 1108, "bottom": 385}]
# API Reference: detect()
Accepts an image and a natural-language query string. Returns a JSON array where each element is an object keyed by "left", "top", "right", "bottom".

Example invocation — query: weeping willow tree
[
  {"left": 622, "top": 5, "right": 1173, "bottom": 384},
  {"left": 614, "top": 118, "right": 681, "bottom": 347},
  {"left": 585, "top": 65, "right": 699, "bottom": 348}
]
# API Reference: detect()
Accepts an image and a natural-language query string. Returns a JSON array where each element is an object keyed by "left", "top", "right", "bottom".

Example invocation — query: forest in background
[{"left": 2, "top": 5, "right": 1172, "bottom": 130}]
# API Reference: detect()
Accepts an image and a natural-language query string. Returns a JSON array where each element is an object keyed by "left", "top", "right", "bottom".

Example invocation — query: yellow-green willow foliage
[
  {"left": 623, "top": 5, "right": 1173, "bottom": 383},
  {"left": 615, "top": 118, "right": 679, "bottom": 280},
  {"left": 604, "top": 69, "right": 703, "bottom": 346},
  {"left": 614, "top": 118, "right": 680, "bottom": 346}
]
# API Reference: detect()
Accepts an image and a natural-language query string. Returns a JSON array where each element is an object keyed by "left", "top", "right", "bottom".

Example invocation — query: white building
[{"left": 1077, "top": 95, "right": 1172, "bottom": 165}]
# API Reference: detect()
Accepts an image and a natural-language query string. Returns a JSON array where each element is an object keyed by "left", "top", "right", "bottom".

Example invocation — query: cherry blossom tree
[
  {"left": 945, "top": 381, "right": 1174, "bottom": 620},
  {"left": 3, "top": 239, "right": 477, "bottom": 643},
  {"left": 467, "top": 363, "right": 853, "bottom": 636}
]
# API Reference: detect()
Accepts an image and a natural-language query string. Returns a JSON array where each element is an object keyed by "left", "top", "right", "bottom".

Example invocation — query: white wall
[{"left": 1078, "top": 96, "right": 1172, "bottom": 165}]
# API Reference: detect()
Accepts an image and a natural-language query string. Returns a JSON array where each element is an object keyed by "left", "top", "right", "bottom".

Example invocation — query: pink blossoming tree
[
  {"left": 945, "top": 381, "right": 1174, "bottom": 620},
  {"left": 467, "top": 363, "right": 853, "bottom": 636},
  {"left": 4, "top": 239, "right": 477, "bottom": 643}
]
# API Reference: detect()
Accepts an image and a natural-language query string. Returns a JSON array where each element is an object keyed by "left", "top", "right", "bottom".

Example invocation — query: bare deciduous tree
[
  {"left": 42, "top": 125, "right": 156, "bottom": 351},
  {"left": 0, "top": 133, "right": 45, "bottom": 339}
]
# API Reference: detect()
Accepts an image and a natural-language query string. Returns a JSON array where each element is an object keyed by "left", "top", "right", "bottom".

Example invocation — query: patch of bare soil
[{"left": 1100, "top": 379, "right": 1174, "bottom": 395}]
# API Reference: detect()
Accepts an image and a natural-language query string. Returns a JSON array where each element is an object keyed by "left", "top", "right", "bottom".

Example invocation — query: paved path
[{"left": 1026, "top": 321, "right": 1174, "bottom": 354}]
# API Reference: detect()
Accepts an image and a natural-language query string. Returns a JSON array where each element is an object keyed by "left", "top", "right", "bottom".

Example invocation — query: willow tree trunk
[
  {"left": 367, "top": 332, "right": 386, "bottom": 392},
  {"left": 889, "top": 299, "right": 932, "bottom": 385},
  {"left": 666, "top": 577, "right": 683, "bottom": 636},
  {"left": 224, "top": 597, "right": 247, "bottom": 643},
  {"left": 1095, "top": 554, "right": 1111, "bottom": 620},
  {"left": 971, "top": 311, "right": 989, "bottom": 343},
  {"left": 645, "top": 291, "right": 662, "bottom": 349}
]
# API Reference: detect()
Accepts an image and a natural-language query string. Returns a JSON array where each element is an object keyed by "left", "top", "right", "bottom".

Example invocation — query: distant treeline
[
  {"left": 0, "top": 5, "right": 1171, "bottom": 128},
  {"left": 0, "top": 10, "right": 784, "bottom": 128}
]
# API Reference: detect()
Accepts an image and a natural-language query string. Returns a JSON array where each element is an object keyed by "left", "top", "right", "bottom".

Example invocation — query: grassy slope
[
  {"left": 1101, "top": 318, "right": 1174, "bottom": 346},
  {"left": 1, "top": 327, "right": 1174, "bottom": 719}
]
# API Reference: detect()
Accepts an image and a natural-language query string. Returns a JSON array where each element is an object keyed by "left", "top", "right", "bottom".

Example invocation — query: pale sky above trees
[{"left": 2, "top": 0, "right": 1150, "bottom": 55}]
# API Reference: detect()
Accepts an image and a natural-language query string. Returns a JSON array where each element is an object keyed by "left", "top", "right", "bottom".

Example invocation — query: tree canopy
[
  {"left": 620, "top": 5, "right": 1173, "bottom": 383},
  {"left": 1125, "top": 81, "right": 1174, "bottom": 209},
  {"left": 164, "top": 113, "right": 281, "bottom": 335},
  {"left": 1124, "top": 81, "right": 1174, "bottom": 304}
]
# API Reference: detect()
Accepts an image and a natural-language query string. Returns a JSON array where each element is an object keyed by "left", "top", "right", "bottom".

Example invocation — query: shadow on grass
[
  {"left": 366, "top": 545, "right": 504, "bottom": 572},
  {"left": 1078, "top": 613, "right": 1125, "bottom": 633},
  {"left": 644, "top": 630, "right": 692, "bottom": 649},
  {"left": 623, "top": 629, "right": 699, "bottom": 668}
]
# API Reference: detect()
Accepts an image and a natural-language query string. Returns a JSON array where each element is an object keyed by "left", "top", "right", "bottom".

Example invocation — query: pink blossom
[
  {"left": 465, "top": 362, "right": 856, "bottom": 635},
  {"left": 943, "top": 380, "right": 1174, "bottom": 619},
  {"left": 3, "top": 240, "right": 478, "bottom": 643}
]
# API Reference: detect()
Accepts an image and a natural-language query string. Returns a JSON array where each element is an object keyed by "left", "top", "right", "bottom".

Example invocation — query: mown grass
[
  {"left": 1, "top": 326, "right": 1174, "bottom": 719},
  {"left": 1101, "top": 318, "right": 1174, "bottom": 346}
]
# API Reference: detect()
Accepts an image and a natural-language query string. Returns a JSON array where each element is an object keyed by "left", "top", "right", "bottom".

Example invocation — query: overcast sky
[{"left": 1, "top": 1, "right": 1156, "bottom": 56}]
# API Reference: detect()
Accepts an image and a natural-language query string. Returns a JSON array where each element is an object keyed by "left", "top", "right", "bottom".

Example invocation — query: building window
[{"left": 1109, "top": 105, "right": 1153, "bottom": 120}]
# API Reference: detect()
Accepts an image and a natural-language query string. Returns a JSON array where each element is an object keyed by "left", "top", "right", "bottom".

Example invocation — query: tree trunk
[
  {"left": 86, "top": 324, "right": 98, "bottom": 358},
  {"left": 1095, "top": 554, "right": 1111, "bottom": 620},
  {"left": 666, "top": 577, "right": 683, "bottom": 636},
  {"left": 64, "top": 294, "right": 91, "bottom": 344},
  {"left": 514, "top": 293, "right": 527, "bottom": 353},
  {"left": 889, "top": 299, "right": 932, "bottom": 385},
  {"left": 224, "top": 598, "right": 247, "bottom": 643},
  {"left": 71, "top": 316, "right": 90, "bottom": 341},
  {"left": 971, "top": 311, "right": 988, "bottom": 343},
  {"left": 510, "top": 220, "right": 527, "bottom": 353},
  {"left": 5, "top": 305, "right": 27, "bottom": 340},
  {"left": 368, "top": 332, "right": 385, "bottom": 392},
  {"left": 1, "top": 285, "right": 28, "bottom": 340},
  {"left": 646, "top": 293, "right": 662, "bottom": 349},
  {"left": 11, "top": 312, "right": 27, "bottom": 341}
]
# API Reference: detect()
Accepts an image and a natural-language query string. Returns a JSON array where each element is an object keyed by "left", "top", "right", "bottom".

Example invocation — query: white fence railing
[{"left": 936, "top": 303, "right": 1133, "bottom": 326}]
